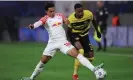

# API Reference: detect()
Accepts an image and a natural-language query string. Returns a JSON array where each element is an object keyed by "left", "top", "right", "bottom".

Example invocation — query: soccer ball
[{"left": 94, "top": 68, "right": 107, "bottom": 79}]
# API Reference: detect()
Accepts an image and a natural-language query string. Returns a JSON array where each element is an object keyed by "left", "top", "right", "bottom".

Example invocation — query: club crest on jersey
[{"left": 52, "top": 22, "right": 61, "bottom": 27}]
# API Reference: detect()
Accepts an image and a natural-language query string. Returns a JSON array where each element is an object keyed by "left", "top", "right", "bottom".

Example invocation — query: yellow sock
[{"left": 73, "top": 49, "right": 84, "bottom": 75}]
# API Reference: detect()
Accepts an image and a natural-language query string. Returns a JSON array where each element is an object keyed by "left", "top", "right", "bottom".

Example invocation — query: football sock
[
  {"left": 77, "top": 54, "right": 95, "bottom": 72},
  {"left": 30, "top": 61, "right": 44, "bottom": 80},
  {"left": 73, "top": 49, "right": 84, "bottom": 75}
]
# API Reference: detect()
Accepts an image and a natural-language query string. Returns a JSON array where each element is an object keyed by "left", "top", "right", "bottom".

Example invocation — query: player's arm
[
  {"left": 28, "top": 21, "right": 43, "bottom": 29},
  {"left": 61, "top": 13, "right": 72, "bottom": 40},
  {"left": 91, "top": 16, "right": 101, "bottom": 38},
  {"left": 63, "top": 16, "right": 72, "bottom": 41},
  {"left": 28, "top": 16, "right": 47, "bottom": 29},
  {"left": 60, "top": 13, "right": 72, "bottom": 40}
]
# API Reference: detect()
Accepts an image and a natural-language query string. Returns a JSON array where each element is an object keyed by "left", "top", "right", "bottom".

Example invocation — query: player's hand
[
  {"left": 27, "top": 24, "right": 34, "bottom": 29},
  {"left": 97, "top": 31, "right": 101, "bottom": 38}
]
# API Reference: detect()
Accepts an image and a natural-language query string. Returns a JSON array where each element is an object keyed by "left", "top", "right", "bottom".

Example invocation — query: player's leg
[
  {"left": 68, "top": 47, "right": 96, "bottom": 71},
  {"left": 97, "top": 42, "right": 102, "bottom": 51},
  {"left": 29, "top": 55, "right": 52, "bottom": 80},
  {"left": 67, "top": 47, "right": 106, "bottom": 80},
  {"left": 21, "top": 55, "right": 52, "bottom": 80},
  {"left": 60, "top": 41, "right": 95, "bottom": 72},
  {"left": 72, "top": 40, "right": 84, "bottom": 80},
  {"left": 81, "top": 36, "right": 94, "bottom": 62},
  {"left": 102, "top": 24, "right": 107, "bottom": 52},
  {"left": 60, "top": 41, "right": 106, "bottom": 79},
  {"left": 69, "top": 35, "right": 84, "bottom": 80},
  {"left": 21, "top": 43, "right": 56, "bottom": 80}
]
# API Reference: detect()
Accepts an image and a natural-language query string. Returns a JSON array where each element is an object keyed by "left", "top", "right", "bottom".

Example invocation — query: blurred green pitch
[{"left": 0, "top": 42, "right": 133, "bottom": 80}]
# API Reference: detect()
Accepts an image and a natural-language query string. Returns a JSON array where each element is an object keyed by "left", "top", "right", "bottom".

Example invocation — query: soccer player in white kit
[{"left": 21, "top": 3, "right": 106, "bottom": 80}]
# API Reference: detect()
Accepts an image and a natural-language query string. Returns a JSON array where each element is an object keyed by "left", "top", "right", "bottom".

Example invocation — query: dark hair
[
  {"left": 45, "top": 3, "right": 54, "bottom": 11},
  {"left": 74, "top": 3, "right": 83, "bottom": 10}
]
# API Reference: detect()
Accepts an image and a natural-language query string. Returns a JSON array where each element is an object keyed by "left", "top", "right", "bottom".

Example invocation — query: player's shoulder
[
  {"left": 68, "top": 12, "right": 75, "bottom": 20},
  {"left": 40, "top": 15, "right": 49, "bottom": 24},
  {"left": 84, "top": 10, "right": 93, "bottom": 15},
  {"left": 40, "top": 15, "right": 49, "bottom": 20}
]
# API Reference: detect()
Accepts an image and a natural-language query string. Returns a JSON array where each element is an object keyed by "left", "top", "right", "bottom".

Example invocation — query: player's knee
[
  {"left": 79, "top": 49, "right": 84, "bottom": 55},
  {"left": 41, "top": 56, "right": 52, "bottom": 64},
  {"left": 68, "top": 48, "right": 79, "bottom": 58},
  {"left": 41, "top": 60, "right": 48, "bottom": 64}
]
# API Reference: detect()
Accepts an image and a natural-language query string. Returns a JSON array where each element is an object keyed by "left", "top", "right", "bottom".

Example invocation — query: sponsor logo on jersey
[{"left": 52, "top": 22, "right": 61, "bottom": 27}]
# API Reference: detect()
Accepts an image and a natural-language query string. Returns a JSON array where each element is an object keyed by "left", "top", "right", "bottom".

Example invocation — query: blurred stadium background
[{"left": 0, "top": 1, "right": 133, "bottom": 80}]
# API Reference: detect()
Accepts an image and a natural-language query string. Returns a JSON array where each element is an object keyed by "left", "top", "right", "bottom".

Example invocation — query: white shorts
[{"left": 43, "top": 40, "right": 74, "bottom": 57}]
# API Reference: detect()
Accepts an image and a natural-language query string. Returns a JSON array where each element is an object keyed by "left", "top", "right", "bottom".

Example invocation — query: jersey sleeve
[
  {"left": 56, "top": 13, "right": 66, "bottom": 20},
  {"left": 86, "top": 10, "right": 93, "bottom": 20},
  {"left": 56, "top": 13, "right": 68, "bottom": 24},
  {"left": 39, "top": 16, "right": 48, "bottom": 25}
]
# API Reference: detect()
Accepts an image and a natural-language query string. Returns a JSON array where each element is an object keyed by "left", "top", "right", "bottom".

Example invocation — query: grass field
[{"left": 0, "top": 42, "right": 133, "bottom": 80}]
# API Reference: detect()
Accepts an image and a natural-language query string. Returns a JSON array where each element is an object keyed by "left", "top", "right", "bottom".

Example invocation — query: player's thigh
[
  {"left": 80, "top": 35, "right": 89, "bottom": 53},
  {"left": 74, "top": 40, "right": 83, "bottom": 50},
  {"left": 43, "top": 43, "right": 57, "bottom": 57},
  {"left": 67, "top": 47, "right": 79, "bottom": 58},
  {"left": 81, "top": 35, "right": 94, "bottom": 58},
  {"left": 70, "top": 34, "right": 83, "bottom": 50},
  {"left": 59, "top": 41, "right": 76, "bottom": 56}
]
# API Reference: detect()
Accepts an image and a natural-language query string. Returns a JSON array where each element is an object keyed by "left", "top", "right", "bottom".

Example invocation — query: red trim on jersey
[
  {"left": 56, "top": 13, "right": 66, "bottom": 20},
  {"left": 40, "top": 15, "right": 49, "bottom": 24}
]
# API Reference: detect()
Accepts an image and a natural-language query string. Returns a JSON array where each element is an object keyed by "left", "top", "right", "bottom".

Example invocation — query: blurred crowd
[{"left": 0, "top": 1, "right": 132, "bottom": 42}]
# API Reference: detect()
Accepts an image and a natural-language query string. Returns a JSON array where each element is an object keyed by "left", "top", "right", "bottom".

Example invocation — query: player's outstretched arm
[
  {"left": 92, "top": 17, "right": 99, "bottom": 32},
  {"left": 28, "top": 21, "right": 43, "bottom": 29},
  {"left": 91, "top": 17, "right": 101, "bottom": 38}
]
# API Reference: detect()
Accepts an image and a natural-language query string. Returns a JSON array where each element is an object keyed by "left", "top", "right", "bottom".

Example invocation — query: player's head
[
  {"left": 74, "top": 3, "right": 83, "bottom": 19},
  {"left": 97, "top": 1, "right": 104, "bottom": 8},
  {"left": 45, "top": 3, "right": 55, "bottom": 17}
]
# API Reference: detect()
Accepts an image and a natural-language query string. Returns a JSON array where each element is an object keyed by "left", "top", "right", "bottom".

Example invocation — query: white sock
[
  {"left": 30, "top": 61, "right": 44, "bottom": 80},
  {"left": 77, "top": 54, "right": 95, "bottom": 71}
]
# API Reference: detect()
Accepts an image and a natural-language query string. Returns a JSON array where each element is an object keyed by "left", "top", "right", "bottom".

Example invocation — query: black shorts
[{"left": 70, "top": 34, "right": 94, "bottom": 57}]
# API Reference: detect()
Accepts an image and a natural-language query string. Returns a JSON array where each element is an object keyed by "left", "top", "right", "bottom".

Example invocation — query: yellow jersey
[{"left": 68, "top": 10, "right": 93, "bottom": 37}]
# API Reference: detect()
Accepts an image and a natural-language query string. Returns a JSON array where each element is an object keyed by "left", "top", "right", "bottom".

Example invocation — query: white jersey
[
  {"left": 33, "top": 13, "right": 74, "bottom": 56},
  {"left": 40, "top": 13, "right": 67, "bottom": 42}
]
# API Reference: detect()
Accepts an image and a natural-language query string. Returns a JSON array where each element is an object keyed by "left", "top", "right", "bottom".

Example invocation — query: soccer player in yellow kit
[{"left": 67, "top": 3, "right": 101, "bottom": 80}]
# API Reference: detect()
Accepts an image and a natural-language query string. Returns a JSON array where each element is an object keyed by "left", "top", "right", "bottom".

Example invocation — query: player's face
[
  {"left": 75, "top": 7, "right": 83, "bottom": 19},
  {"left": 46, "top": 7, "right": 55, "bottom": 17},
  {"left": 97, "top": 1, "right": 103, "bottom": 8}
]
